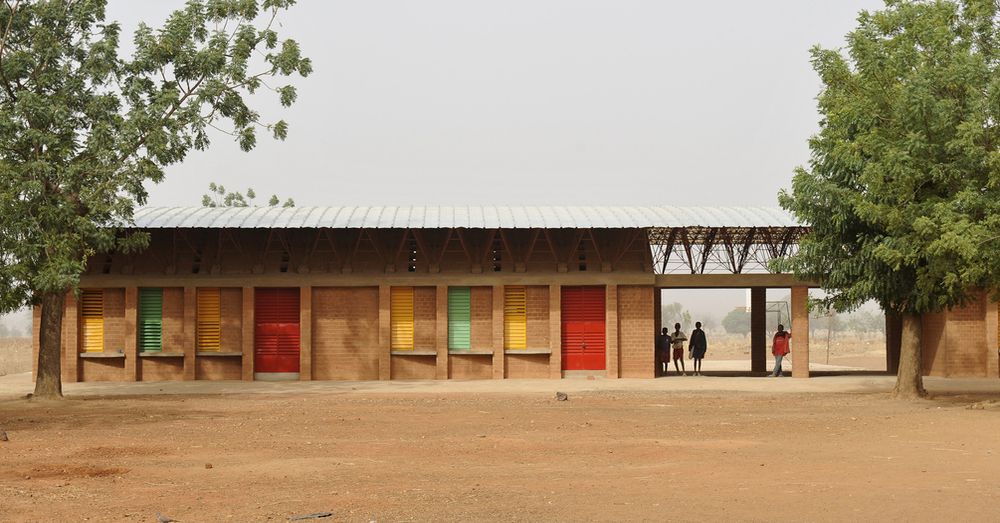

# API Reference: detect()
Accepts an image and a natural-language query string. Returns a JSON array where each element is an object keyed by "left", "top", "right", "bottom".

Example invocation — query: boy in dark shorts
[{"left": 656, "top": 327, "right": 672, "bottom": 375}]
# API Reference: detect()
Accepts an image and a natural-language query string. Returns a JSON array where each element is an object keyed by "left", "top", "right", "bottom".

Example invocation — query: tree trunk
[
  {"left": 891, "top": 312, "right": 926, "bottom": 399},
  {"left": 34, "top": 291, "right": 66, "bottom": 399}
]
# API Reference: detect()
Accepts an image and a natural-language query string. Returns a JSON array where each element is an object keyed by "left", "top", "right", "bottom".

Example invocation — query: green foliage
[
  {"left": 721, "top": 308, "right": 750, "bottom": 336},
  {"left": 777, "top": 0, "right": 1000, "bottom": 316},
  {"left": 0, "top": 1, "right": 310, "bottom": 312},
  {"left": 201, "top": 182, "right": 295, "bottom": 207}
]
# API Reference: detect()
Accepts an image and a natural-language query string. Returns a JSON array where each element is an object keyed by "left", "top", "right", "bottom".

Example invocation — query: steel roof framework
[{"left": 647, "top": 226, "right": 809, "bottom": 275}]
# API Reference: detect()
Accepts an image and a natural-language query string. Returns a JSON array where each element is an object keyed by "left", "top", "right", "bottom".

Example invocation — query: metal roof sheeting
[{"left": 130, "top": 206, "right": 803, "bottom": 229}]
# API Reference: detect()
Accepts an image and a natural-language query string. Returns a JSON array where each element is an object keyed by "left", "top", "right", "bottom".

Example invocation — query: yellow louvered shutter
[
  {"left": 197, "top": 288, "right": 222, "bottom": 351},
  {"left": 390, "top": 287, "right": 414, "bottom": 350},
  {"left": 80, "top": 290, "right": 104, "bottom": 353},
  {"left": 504, "top": 286, "right": 527, "bottom": 350}
]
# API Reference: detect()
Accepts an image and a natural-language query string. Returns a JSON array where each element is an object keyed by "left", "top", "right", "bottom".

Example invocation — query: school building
[{"left": 31, "top": 206, "right": 1000, "bottom": 383}]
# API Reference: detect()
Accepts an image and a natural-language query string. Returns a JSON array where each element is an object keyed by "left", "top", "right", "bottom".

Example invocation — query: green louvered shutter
[
  {"left": 138, "top": 288, "right": 163, "bottom": 352},
  {"left": 448, "top": 287, "right": 471, "bottom": 350}
]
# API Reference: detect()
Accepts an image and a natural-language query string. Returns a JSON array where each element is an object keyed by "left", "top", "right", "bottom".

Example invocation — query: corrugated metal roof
[{"left": 129, "top": 206, "right": 803, "bottom": 229}]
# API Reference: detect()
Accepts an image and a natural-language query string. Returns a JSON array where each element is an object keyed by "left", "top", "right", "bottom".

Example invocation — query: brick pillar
[
  {"left": 653, "top": 288, "right": 661, "bottom": 377},
  {"left": 885, "top": 311, "right": 902, "bottom": 375},
  {"left": 750, "top": 287, "right": 766, "bottom": 374},
  {"left": 436, "top": 285, "right": 448, "bottom": 379},
  {"left": 241, "top": 286, "right": 255, "bottom": 381},
  {"left": 378, "top": 285, "right": 391, "bottom": 380},
  {"left": 492, "top": 284, "right": 505, "bottom": 379},
  {"left": 790, "top": 286, "right": 810, "bottom": 378},
  {"left": 124, "top": 287, "right": 139, "bottom": 381},
  {"left": 606, "top": 284, "right": 619, "bottom": 379},
  {"left": 985, "top": 299, "right": 999, "bottom": 379},
  {"left": 63, "top": 292, "right": 78, "bottom": 383},
  {"left": 182, "top": 286, "right": 196, "bottom": 380},
  {"left": 299, "top": 286, "right": 312, "bottom": 380},
  {"left": 549, "top": 284, "right": 562, "bottom": 379}
]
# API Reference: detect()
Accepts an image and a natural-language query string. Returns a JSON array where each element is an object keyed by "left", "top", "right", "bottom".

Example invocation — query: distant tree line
[
  {"left": 201, "top": 183, "right": 295, "bottom": 208},
  {"left": 719, "top": 304, "right": 885, "bottom": 337}
]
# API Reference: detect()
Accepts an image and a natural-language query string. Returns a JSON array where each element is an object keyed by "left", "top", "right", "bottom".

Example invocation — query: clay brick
[
  {"left": 103, "top": 288, "right": 126, "bottom": 353},
  {"left": 617, "top": 286, "right": 654, "bottom": 378},
  {"left": 414, "top": 286, "right": 437, "bottom": 349},
  {"left": 504, "top": 354, "right": 550, "bottom": 378},
  {"left": 525, "top": 286, "right": 550, "bottom": 349},
  {"left": 139, "top": 358, "right": 184, "bottom": 381},
  {"left": 448, "top": 354, "right": 493, "bottom": 379},
  {"left": 312, "top": 287, "right": 379, "bottom": 380},
  {"left": 196, "top": 357, "right": 242, "bottom": 380},
  {"left": 79, "top": 358, "right": 127, "bottom": 382},
  {"left": 921, "top": 312, "right": 947, "bottom": 377},
  {"left": 220, "top": 288, "right": 243, "bottom": 353},
  {"left": 470, "top": 287, "right": 492, "bottom": 349},
  {"left": 390, "top": 354, "right": 437, "bottom": 379},
  {"left": 162, "top": 288, "right": 185, "bottom": 352}
]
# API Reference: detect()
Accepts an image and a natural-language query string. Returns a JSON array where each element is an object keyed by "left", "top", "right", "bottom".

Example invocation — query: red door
[
  {"left": 561, "top": 286, "right": 606, "bottom": 371},
  {"left": 255, "top": 288, "right": 301, "bottom": 373}
]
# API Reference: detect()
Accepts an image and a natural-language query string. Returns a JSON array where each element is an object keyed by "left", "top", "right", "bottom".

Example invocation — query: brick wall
[
  {"left": 525, "top": 285, "right": 550, "bottom": 349},
  {"left": 163, "top": 288, "right": 185, "bottom": 352},
  {"left": 139, "top": 358, "right": 184, "bottom": 381},
  {"left": 618, "top": 286, "right": 653, "bottom": 378},
  {"left": 470, "top": 287, "right": 492, "bottom": 350},
  {"left": 103, "top": 288, "right": 126, "bottom": 353},
  {"left": 220, "top": 288, "right": 243, "bottom": 353},
  {"left": 413, "top": 286, "right": 437, "bottom": 349},
  {"left": 196, "top": 357, "right": 242, "bottom": 380},
  {"left": 945, "top": 294, "right": 988, "bottom": 377},
  {"left": 448, "top": 354, "right": 492, "bottom": 379},
  {"left": 79, "top": 359, "right": 127, "bottom": 381},
  {"left": 311, "top": 287, "right": 379, "bottom": 380},
  {"left": 391, "top": 355, "right": 437, "bottom": 379},
  {"left": 504, "top": 354, "right": 550, "bottom": 378},
  {"left": 921, "top": 312, "right": 946, "bottom": 376},
  {"left": 920, "top": 293, "right": 994, "bottom": 378}
]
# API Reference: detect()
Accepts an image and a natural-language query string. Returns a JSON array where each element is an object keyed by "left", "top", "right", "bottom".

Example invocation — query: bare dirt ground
[
  {"left": 706, "top": 331, "right": 886, "bottom": 371},
  {"left": 2, "top": 384, "right": 1000, "bottom": 522}
]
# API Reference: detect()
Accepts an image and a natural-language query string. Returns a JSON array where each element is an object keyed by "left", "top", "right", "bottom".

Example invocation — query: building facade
[{"left": 30, "top": 206, "right": 999, "bottom": 383}]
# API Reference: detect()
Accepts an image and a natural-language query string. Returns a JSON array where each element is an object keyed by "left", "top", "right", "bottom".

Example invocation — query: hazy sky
[
  {"left": 108, "top": 0, "right": 883, "bottom": 208},
  {"left": 90, "top": 1, "right": 888, "bottom": 319}
]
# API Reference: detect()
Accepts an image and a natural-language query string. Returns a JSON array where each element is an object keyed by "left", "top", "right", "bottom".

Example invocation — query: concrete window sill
[
  {"left": 196, "top": 351, "right": 243, "bottom": 357},
  {"left": 504, "top": 349, "right": 552, "bottom": 355},
  {"left": 390, "top": 350, "right": 437, "bottom": 356},
  {"left": 139, "top": 352, "right": 185, "bottom": 358},
  {"left": 79, "top": 352, "right": 125, "bottom": 359},
  {"left": 448, "top": 350, "right": 494, "bottom": 355}
]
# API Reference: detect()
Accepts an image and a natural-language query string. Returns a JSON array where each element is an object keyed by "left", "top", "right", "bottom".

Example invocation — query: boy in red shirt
[{"left": 771, "top": 324, "right": 791, "bottom": 377}]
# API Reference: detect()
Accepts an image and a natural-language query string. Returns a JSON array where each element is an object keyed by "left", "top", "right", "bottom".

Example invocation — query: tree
[
  {"left": 721, "top": 308, "right": 750, "bottom": 336},
  {"left": 776, "top": 0, "right": 1000, "bottom": 398},
  {"left": 661, "top": 302, "right": 691, "bottom": 327},
  {"left": 0, "top": 1, "right": 311, "bottom": 398},
  {"left": 201, "top": 182, "right": 294, "bottom": 207}
]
